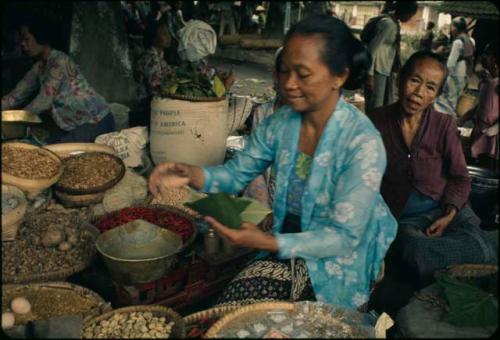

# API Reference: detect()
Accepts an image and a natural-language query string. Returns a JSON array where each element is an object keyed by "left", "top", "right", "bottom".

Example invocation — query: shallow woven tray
[
  {"left": 184, "top": 305, "right": 241, "bottom": 338},
  {"left": 2, "top": 282, "right": 111, "bottom": 325},
  {"left": 2, "top": 221, "right": 100, "bottom": 284},
  {"left": 162, "top": 93, "right": 227, "bottom": 102},
  {"left": 54, "top": 152, "right": 125, "bottom": 195},
  {"left": 81, "top": 305, "right": 186, "bottom": 338}
]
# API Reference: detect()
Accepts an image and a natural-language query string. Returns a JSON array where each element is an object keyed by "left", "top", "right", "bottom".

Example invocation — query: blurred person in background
[{"left": 419, "top": 21, "right": 435, "bottom": 52}]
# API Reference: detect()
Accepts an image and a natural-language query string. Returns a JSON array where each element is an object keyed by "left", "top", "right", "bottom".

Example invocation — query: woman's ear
[{"left": 331, "top": 70, "right": 349, "bottom": 90}]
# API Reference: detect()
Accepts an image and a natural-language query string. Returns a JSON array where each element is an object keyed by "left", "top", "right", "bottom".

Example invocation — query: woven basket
[
  {"left": 43, "top": 142, "right": 116, "bottom": 159},
  {"left": 2, "top": 282, "right": 111, "bottom": 325},
  {"left": 54, "top": 152, "right": 126, "bottom": 195},
  {"left": 2, "top": 184, "right": 28, "bottom": 241},
  {"left": 81, "top": 305, "right": 186, "bottom": 338},
  {"left": 440, "top": 264, "right": 498, "bottom": 278},
  {"left": 184, "top": 305, "right": 241, "bottom": 338},
  {"left": 2, "top": 220, "right": 100, "bottom": 284},
  {"left": 54, "top": 189, "right": 105, "bottom": 208},
  {"left": 162, "top": 93, "right": 227, "bottom": 102},
  {"left": 2, "top": 142, "right": 63, "bottom": 199}
]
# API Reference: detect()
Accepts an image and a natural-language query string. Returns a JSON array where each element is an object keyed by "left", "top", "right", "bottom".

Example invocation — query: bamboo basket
[
  {"left": 54, "top": 189, "right": 105, "bottom": 208},
  {"left": 2, "top": 282, "right": 112, "bottom": 325},
  {"left": 43, "top": 142, "right": 116, "bottom": 159},
  {"left": 81, "top": 305, "right": 186, "bottom": 338},
  {"left": 440, "top": 264, "right": 498, "bottom": 278},
  {"left": 2, "top": 184, "right": 28, "bottom": 241},
  {"left": 184, "top": 305, "right": 241, "bottom": 338},
  {"left": 2, "top": 142, "right": 63, "bottom": 199},
  {"left": 2, "top": 221, "right": 100, "bottom": 284},
  {"left": 54, "top": 152, "right": 126, "bottom": 195}
]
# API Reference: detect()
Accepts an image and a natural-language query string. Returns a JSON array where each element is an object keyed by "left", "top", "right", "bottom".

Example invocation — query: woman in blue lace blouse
[{"left": 149, "top": 15, "right": 397, "bottom": 310}]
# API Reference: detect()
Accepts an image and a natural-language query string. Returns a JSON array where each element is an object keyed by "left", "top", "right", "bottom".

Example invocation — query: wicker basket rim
[
  {"left": 156, "top": 93, "right": 227, "bottom": 102},
  {"left": 81, "top": 305, "right": 186, "bottom": 338},
  {"left": 2, "top": 142, "right": 63, "bottom": 184},
  {"left": 3, "top": 281, "right": 109, "bottom": 307},
  {"left": 2, "top": 220, "right": 100, "bottom": 284},
  {"left": 183, "top": 305, "right": 241, "bottom": 324},
  {"left": 205, "top": 302, "right": 295, "bottom": 338},
  {"left": 54, "top": 152, "right": 126, "bottom": 195}
]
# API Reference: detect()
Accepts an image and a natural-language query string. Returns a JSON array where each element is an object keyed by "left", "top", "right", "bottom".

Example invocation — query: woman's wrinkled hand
[
  {"left": 148, "top": 162, "right": 191, "bottom": 199},
  {"left": 425, "top": 207, "right": 456, "bottom": 238},
  {"left": 205, "top": 216, "right": 278, "bottom": 252}
]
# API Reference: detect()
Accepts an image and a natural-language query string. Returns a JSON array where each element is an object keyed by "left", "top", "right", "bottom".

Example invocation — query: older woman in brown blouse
[{"left": 368, "top": 51, "right": 497, "bottom": 288}]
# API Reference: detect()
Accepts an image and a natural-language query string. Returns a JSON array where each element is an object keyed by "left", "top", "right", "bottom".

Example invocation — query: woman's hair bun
[{"left": 343, "top": 39, "right": 372, "bottom": 90}]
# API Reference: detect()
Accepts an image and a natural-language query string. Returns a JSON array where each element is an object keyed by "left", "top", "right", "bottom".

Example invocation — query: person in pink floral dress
[{"left": 1, "top": 16, "right": 115, "bottom": 143}]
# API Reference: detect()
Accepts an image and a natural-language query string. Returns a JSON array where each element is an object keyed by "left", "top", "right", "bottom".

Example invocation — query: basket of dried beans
[
  {"left": 81, "top": 305, "right": 186, "bottom": 339},
  {"left": 1, "top": 142, "right": 63, "bottom": 199},
  {"left": 2, "top": 211, "right": 100, "bottom": 284}
]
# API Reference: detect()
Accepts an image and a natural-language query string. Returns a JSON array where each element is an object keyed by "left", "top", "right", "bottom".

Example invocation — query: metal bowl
[
  {"left": 2, "top": 110, "right": 41, "bottom": 140},
  {"left": 95, "top": 219, "right": 183, "bottom": 285}
]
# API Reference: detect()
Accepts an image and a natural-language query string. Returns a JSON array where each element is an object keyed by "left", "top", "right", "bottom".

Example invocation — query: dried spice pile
[
  {"left": 94, "top": 207, "right": 194, "bottom": 242},
  {"left": 2, "top": 212, "right": 97, "bottom": 279},
  {"left": 1, "top": 145, "right": 60, "bottom": 179},
  {"left": 2, "top": 287, "right": 104, "bottom": 324},
  {"left": 82, "top": 311, "right": 175, "bottom": 338},
  {"left": 57, "top": 152, "right": 123, "bottom": 191}
]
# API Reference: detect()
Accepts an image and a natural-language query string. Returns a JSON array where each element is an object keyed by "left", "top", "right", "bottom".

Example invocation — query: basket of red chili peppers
[{"left": 92, "top": 204, "right": 198, "bottom": 255}]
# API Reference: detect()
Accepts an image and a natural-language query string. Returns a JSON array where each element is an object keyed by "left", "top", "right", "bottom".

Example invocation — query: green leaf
[
  {"left": 184, "top": 193, "right": 251, "bottom": 229},
  {"left": 212, "top": 75, "right": 226, "bottom": 98},
  {"left": 435, "top": 273, "right": 498, "bottom": 327},
  {"left": 239, "top": 197, "right": 272, "bottom": 225}
]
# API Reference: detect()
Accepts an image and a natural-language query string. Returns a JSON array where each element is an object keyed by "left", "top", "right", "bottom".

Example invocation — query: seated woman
[
  {"left": 1, "top": 15, "right": 114, "bottom": 143},
  {"left": 149, "top": 15, "right": 397, "bottom": 310},
  {"left": 458, "top": 42, "right": 499, "bottom": 172},
  {"left": 134, "top": 19, "right": 174, "bottom": 127},
  {"left": 367, "top": 51, "right": 498, "bottom": 289}
]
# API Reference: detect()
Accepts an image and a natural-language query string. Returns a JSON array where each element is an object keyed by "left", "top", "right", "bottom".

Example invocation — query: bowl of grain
[{"left": 1, "top": 143, "right": 63, "bottom": 199}]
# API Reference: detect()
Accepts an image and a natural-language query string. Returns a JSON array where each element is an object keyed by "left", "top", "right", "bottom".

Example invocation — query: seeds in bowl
[
  {"left": 82, "top": 312, "right": 175, "bottom": 338},
  {"left": 57, "top": 152, "right": 123, "bottom": 191},
  {"left": 1, "top": 145, "right": 60, "bottom": 179}
]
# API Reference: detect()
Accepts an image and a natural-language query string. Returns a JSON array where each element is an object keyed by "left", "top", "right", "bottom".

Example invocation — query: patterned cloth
[
  {"left": 215, "top": 255, "right": 316, "bottom": 307},
  {"left": 392, "top": 205, "right": 498, "bottom": 287},
  {"left": 287, "top": 152, "right": 313, "bottom": 215},
  {"left": 1, "top": 50, "right": 111, "bottom": 132},
  {"left": 135, "top": 47, "right": 173, "bottom": 103},
  {"left": 201, "top": 98, "right": 397, "bottom": 310}
]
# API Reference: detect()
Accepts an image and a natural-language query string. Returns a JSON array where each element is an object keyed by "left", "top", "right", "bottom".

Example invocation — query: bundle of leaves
[
  {"left": 160, "top": 63, "right": 226, "bottom": 98},
  {"left": 435, "top": 272, "right": 498, "bottom": 327}
]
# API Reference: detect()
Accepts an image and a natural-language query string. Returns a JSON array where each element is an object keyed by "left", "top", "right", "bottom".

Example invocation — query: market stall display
[
  {"left": 1, "top": 282, "right": 111, "bottom": 328},
  {"left": 95, "top": 219, "right": 183, "bottom": 285},
  {"left": 1, "top": 110, "right": 42, "bottom": 140},
  {"left": 81, "top": 305, "right": 186, "bottom": 339},
  {"left": 1, "top": 142, "right": 63, "bottom": 199},
  {"left": 184, "top": 305, "right": 241, "bottom": 338},
  {"left": 2, "top": 184, "right": 28, "bottom": 241},
  {"left": 2, "top": 211, "right": 99, "bottom": 284},
  {"left": 205, "top": 301, "right": 376, "bottom": 338}
]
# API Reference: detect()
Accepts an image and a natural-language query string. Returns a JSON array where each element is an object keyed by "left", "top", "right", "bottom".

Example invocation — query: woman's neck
[
  {"left": 401, "top": 109, "right": 425, "bottom": 128},
  {"left": 302, "top": 91, "right": 340, "bottom": 132},
  {"left": 39, "top": 46, "right": 52, "bottom": 64}
]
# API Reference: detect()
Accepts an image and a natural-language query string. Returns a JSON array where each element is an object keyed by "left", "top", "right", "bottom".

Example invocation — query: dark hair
[
  {"left": 395, "top": 1, "right": 418, "bottom": 20},
  {"left": 427, "top": 21, "right": 435, "bottom": 30},
  {"left": 284, "top": 15, "right": 372, "bottom": 91},
  {"left": 18, "top": 13, "right": 56, "bottom": 46},
  {"left": 483, "top": 42, "right": 499, "bottom": 58},
  {"left": 399, "top": 51, "right": 448, "bottom": 95},
  {"left": 452, "top": 17, "right": 467, "bottom": 33},
  {"left": 143, "top": 19, "right": 169, "bottom": 49}
]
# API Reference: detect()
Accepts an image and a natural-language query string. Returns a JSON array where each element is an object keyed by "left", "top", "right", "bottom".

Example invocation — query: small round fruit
[
  {"left": 2, "top": 312, "right": 15, "bottom": 330},
  {"left": 11, "top": 297, "right": 31, "bottom": 314}
]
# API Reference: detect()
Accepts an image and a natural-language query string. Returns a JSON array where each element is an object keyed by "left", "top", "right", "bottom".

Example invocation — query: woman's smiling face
[{"left": 278, "top": 34, "right": 346, "bottom": 114}]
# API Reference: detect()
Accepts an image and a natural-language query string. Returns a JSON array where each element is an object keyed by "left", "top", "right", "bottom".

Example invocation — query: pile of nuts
[
  {"left": 57, "top": 153, "right": 123, "bottom": 191},
  {"left": 82, "top": 311, "right": 175, "bottom": 338},
  {"left": 1, "top": 145, "right": 60, "bottom": 179},
  {"left": 2, "top": 212, "right": 96, "bottom": 278}
]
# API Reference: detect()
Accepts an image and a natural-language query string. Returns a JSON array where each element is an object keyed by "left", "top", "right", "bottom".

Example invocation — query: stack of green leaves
[
  {"left": 184, "top": 193, "right": 252, "bottom": 229},
  {"left": 160, "top": 63, "right": 226, "bottom": 98},
  {"left": 435, "top": 273, "right": 498, "bottom": 327}
]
